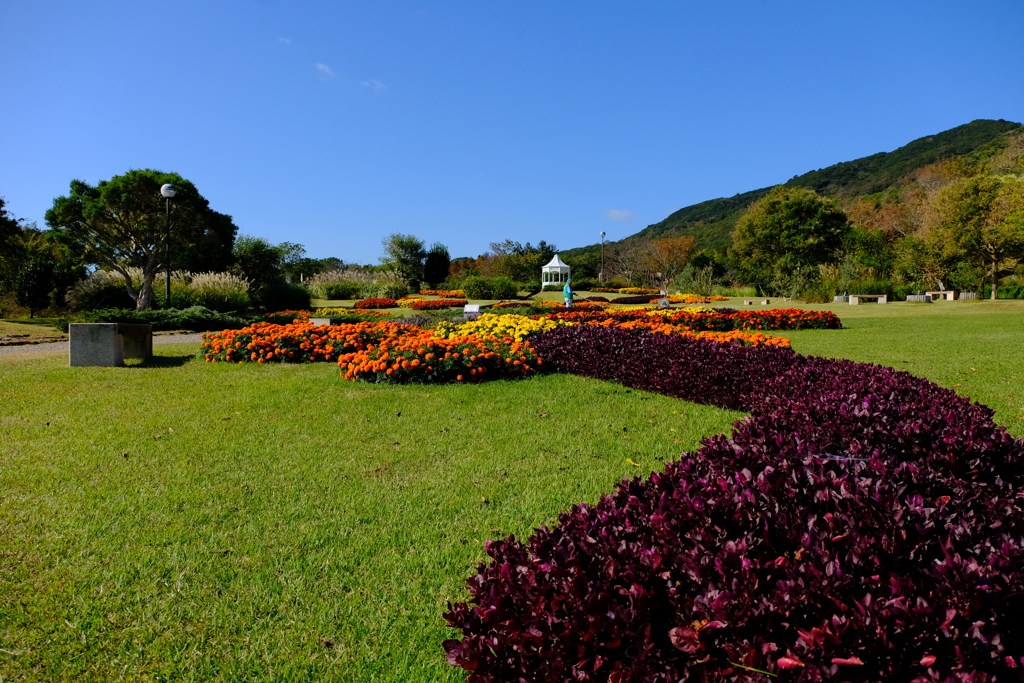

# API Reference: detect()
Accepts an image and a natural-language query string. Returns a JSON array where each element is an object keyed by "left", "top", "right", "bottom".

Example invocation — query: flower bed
[
  {"left": 408, "top": 299, "right": 468, "bottom": 310},
  {"left": 312, "top": 307, "right": 390, "bottom": 318},
  {"left": 732, "top": 308, "right": 842, "bottom": 330},
  {"left": 337, "top": 331, "right": 539, "bottom": 383},
  {"left": 259, "top": 309, "right": 313, "bottom": 324},
  {"left": 354, "top": 297, "right": 398, "bottom": 309},
  {"left": 420, "top": 289, "right": 465, "bottom": 297},
  {"left": 434, "top": 313, "right": 573, "bottom": 344},
  {"left": 395, "top": 296, "right": 425, "bottom": 307},
  {"left": 443, "top": 325, "right": 1024, "bottom": 682},
  {"left": 201, "top": 321, "right": 417, "bottom": 364}
]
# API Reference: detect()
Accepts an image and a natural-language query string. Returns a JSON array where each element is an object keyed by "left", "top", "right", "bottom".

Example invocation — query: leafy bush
[
  {"left": 58, "top": 306, "right": 247, "bottom": 333},
  {"left": 256, "top": 282, "right": 311, "bottom": 311},
  {"left": 65, "top": 269, "right": 137, "bottom": 311},
  {"left": 462, "top": 276, "right": 518, "bottom": 300},
  {"left": 985, "top": 283, "right": 1024, "bottom": 299},
  {"left": 306, "top": 267, "right": 410, "bottom": 300},
  {"left": 445, "top": 325, "right": 1024, "bottom": 682}
]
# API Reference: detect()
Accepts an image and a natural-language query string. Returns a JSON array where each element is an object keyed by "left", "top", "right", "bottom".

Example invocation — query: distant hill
[{"left": 562, "top": 119, "right": 1023, "bottom": 258}]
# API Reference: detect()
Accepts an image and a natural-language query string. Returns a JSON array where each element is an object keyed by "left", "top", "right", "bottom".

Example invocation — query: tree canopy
[
  {"left": 729, "top": 186, "right": 850, "bottom": 293},
  {"left": 380, "top": 233, "right": 427, "bottom": 288},
  {"left": 45, "top": 169, "right": 237, "bottom": 310}
]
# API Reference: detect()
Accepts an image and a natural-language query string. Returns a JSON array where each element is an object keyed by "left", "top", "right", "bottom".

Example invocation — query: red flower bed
[
  {"left": 354, "top": 297, "right": 398, "bottom": 309},
  {"left": 408, "top": 299, "right": 468, "bottom": 310}
]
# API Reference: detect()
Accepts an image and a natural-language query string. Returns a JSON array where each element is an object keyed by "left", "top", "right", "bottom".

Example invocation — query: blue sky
[{"left": 2, "top": 1, "right": 1022, "bottom": 265}]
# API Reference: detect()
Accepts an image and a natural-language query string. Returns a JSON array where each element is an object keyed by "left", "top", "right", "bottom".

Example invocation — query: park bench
[
  {"left": 848, "top": 294, "right": 887, "bottom": 305},
  {"left": 926, "top": 290, "right": 956, "bottom": 301},
  {"left": 69, "top": 323, "right": 153, "bottom": 367},
  {"left": 743, "top": 299, "right": 770, "bottom": 305}
]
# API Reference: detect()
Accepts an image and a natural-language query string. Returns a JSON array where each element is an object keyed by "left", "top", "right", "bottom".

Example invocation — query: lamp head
[
  {"left": 160, "top": 184, "right": 177, "bottom": 198},
  {"left": 600, "top": 231, "right": 606, "bottom": 239}
]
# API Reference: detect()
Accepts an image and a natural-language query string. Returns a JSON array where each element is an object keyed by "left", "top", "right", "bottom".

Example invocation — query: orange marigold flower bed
[
  {"left": 408, "top": 299, "right": 468, "bottom": 310},
  {"left": 337, "top": 331, "right": 540, "bottom": 384},
  {"left": 420, "top": 289, "right": 465, "bottom": 297},
  {"left": 201, "top": 321, "right": 418, "bottom": 364},
  {"left": 354, "top": 298, "right": 398, "bottom": 309}
]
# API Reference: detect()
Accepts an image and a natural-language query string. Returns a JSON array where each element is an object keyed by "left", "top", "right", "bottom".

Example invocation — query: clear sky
[{"left": 2, "top": 1, "right": 1022, "bottom": 265}]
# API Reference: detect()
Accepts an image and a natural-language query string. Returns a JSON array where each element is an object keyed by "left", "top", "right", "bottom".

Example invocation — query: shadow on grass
[{"left": 125, "top": 354, "right": 196, "bottom": 369}]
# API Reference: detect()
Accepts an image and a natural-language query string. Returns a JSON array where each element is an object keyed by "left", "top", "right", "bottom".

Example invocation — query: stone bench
[
  {"left": 925, "top": 290, "right": 956, "bottom": 301},
  {"left": 849, "top": 294, "right": 887, "bottom": 305},
  {"left": 743, "top": 299, "right": 770, "bottom": 305},
  {"left": 69, "top": 323, "right": 153, "bottom": 367}
]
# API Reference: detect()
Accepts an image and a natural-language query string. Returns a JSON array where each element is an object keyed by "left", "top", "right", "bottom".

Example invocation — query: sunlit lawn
[{"left": 1, "top": 298, "right": 1022, "bottom": 681}]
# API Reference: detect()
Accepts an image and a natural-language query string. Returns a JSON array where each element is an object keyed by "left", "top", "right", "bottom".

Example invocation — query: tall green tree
[
  {"left": 0, "top": 197, "right": 28, "bottom": 292},
  {"left": 936, "top": 176, "right": 1024, "bottom": 298},
  {"left": 45, "top": 170, "right": 238, "bottom": 310},
  {"left": 14, "top": 255, "right": 54, "bottom": 318},
  {"left": 729, "top": 186, "right": 850, "bottom": 293},
  {"left": 423, "top": 242, "right": 451, "bottom": 289},
  {"left": 381, "top": 233, "right": 426, "bottom": 289}
]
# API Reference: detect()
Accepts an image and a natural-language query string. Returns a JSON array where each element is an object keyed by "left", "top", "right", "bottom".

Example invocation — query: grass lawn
[
  {"left": 0, "top": 318, "right": 64, "bottom": 340},
  {"left": 1, "top": 299, "right": 1022, "bottom": 681}
]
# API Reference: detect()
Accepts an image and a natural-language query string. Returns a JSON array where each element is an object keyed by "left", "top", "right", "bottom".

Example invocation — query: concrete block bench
[
  {"left": 926, "top": 290, "right": 956, "bottom": 301},
  {"left": 69, "top": 323, "right": 153, "bottom": 367},
  {"left": 743, "top": 299, "right": 770, "bottom": 305},
  {"left": 849, "top": 294, "right": 887, "bottom": 305}
]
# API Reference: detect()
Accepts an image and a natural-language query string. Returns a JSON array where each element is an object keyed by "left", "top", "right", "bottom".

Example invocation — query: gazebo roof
[{"left": 542, "top": 254, "right": 570, "bottom": 271}]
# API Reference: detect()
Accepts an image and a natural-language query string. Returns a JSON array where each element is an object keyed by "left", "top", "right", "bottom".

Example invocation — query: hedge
[{"left": 443, "top": 325, "right": 1024, "bottom": 682}]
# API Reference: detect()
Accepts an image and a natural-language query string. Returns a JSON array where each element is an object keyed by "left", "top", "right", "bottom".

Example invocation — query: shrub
[
  {"left": 444, "top": 325, "right": 1024, "bottom": 682},
  {"left": 58, "top": 306, "right": 247, "bottom": 333},
  {"left": 65, "top": 268, "right": 137, "bottom": 311},
  {"left": 462, "top": 276, "right": 518, "bottom": 300},
  {"left": 256, "top": 282, "right": 311, "bottom": 311},
  {"left": 306, "top": 267, "right": 410, "bottom": 300}
]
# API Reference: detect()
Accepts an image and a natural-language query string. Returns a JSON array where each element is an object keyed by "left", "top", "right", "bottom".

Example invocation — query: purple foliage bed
[{"left": 444, "top": 325, "right": 1024, "bottom": 682}]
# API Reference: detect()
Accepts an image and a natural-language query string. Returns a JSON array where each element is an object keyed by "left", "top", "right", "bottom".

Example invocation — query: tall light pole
[
  {"left": 160, "top": 184, "right": 176, "bottom": 306},
  {"left": 599, "top": 231, "right": 606, "bottom": 283}
]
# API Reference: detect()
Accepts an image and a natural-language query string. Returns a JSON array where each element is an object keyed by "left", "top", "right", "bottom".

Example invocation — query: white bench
[
  {"left": 926, "top": 290, "right": 956, "bottom": 301},
  {"left": 743, "top": 299, "right": 770, "bottom": 305},
  {"left": 849, "top": 294, "right": 887, "bottom": 305}
]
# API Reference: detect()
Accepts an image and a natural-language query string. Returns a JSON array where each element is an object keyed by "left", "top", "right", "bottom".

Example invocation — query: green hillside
[{"left": 562, "top": 119, "right": 1022, "bottom": 258}]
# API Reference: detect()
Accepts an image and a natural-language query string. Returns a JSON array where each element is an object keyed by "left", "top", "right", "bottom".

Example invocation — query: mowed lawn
[{"left": 1, "top": 298, "right": 1022, "bottom": 681}]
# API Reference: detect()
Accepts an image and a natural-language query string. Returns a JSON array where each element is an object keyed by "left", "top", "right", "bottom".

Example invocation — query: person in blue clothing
[{"left": 563, "top": 278, "right": 574, "bottom": 308}]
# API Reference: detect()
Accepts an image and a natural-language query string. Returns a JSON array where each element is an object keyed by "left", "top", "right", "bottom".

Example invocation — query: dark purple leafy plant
[{"left": 444, "top": 326, "right": 1024, "bottom": 682}]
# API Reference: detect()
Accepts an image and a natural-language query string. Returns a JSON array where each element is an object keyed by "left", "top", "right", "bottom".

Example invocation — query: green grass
[
  {"left": 0, "top": 318, "right": 64, "bottom": 339},
  {"left": 0, "top": 350, "right": 741, "bottom": 681},
  {"left": 2, "top": 300, "right": 1022, "bottom": 681}
]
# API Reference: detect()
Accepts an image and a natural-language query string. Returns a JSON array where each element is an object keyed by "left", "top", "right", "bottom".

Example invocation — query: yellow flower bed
[
  {"left": 433, "top": 313, "right": 574, "bottom": 344},
  {"left": 313, "top": 308, "right": 389, "bottom": 317}
]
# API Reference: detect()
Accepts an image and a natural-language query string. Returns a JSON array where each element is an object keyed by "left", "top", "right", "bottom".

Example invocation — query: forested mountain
[{"left": 562, "top": 119, "right": 1023, "bottom": 257}]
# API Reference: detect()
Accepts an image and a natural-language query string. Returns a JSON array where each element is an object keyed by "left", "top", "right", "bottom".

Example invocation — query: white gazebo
[{"left": 541, "top": 254, "right": 571, "bottom": 290}]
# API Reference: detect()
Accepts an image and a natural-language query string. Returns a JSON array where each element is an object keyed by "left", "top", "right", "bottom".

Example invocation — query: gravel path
[{"left": 0, "top": 332, "right": 204, "bottom": 358}]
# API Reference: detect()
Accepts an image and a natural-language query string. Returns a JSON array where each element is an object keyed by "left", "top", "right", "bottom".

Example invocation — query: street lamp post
[
  {"left": 599, "top": 231, "right": 606, "bottom": 283},
  {"left": 160, "top": 184, "right": 176, "bottom": 306}
]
